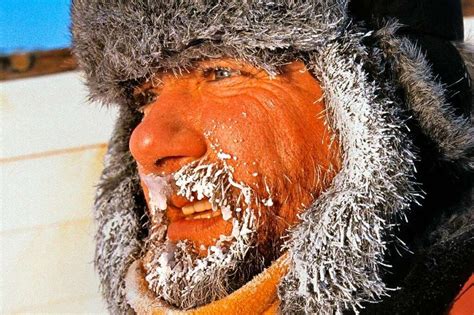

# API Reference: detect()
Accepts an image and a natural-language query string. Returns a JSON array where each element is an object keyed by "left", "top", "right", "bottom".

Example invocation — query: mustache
[
  {"left": 142, "top": 159, "right": 254, "bottom": 218},
  {"left": 175, "top": 161, "right": 253, "bottom": 215}
]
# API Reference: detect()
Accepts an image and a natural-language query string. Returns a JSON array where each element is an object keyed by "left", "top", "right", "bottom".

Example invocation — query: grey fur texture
[
  {"left": 71, "top": 1, "right": 473, "bottom": 314},
  {"left": 279, "top": 30, "right": 418, "bottom": 314},
  {"left": 92, "top": 108, "right": 145, "bottom": 313},
  {"left": 377, "top": 23, "right": 473, "bottom": 167},
  {"left": 71, "top": 1, "right": 348, "bottom": 105}
]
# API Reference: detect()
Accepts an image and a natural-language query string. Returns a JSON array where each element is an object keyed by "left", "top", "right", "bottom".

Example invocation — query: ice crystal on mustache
[
  {"left": 141, "top": 173, "right": 172, "bottom": 215},
  {"left": 143, "top": 160, "right": 261, "bottom": 310},
  {"left": 174, "top": 160, "right": 252, "bottom": 215}
]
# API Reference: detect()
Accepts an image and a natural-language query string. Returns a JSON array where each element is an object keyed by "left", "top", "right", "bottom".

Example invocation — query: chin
[{"left": 142, "top": 210, "right": 260, "bottom": 309}]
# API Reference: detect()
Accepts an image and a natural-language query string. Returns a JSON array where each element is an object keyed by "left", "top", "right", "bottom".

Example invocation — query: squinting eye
[
  {"left": 215, "top": 68, "right": 232, "bottom": 80},
  {"left": 204, "top": 67, "right": 240, "bottom": 81}
]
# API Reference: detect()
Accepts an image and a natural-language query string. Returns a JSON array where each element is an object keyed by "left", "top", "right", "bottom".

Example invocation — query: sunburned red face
[{"left": 127, "top": 58, "right": 340, "bottom": 309}]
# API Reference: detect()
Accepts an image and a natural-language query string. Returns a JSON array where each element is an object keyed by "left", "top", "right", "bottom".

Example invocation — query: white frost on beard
[
  {"left": 143, "top": 157, "right": 262, "bottom": 310},
  {"left": 221, "top": 205, "right": 232, "bottom": 221},
  {"left": 174, "top": 154, "right": 252, "bottom": 209},
  {"left": 144, "top": 207, "right": 257, "bottom": 309}
]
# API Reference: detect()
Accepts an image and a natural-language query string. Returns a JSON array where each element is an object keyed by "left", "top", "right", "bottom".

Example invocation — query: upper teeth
[{"left": 182, "top": 200, "right": 213, "bottom": 215}]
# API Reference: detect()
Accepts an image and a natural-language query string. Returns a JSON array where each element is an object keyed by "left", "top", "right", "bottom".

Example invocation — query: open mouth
[
  {"left": 182, "top": 200, "right": 222, "bottom": 220},
  {"left": 165, "top": 197, "right": 233, "bottom": 247},
  {"left": 141, "top": 160, "right": 255, "bottom": 253}
]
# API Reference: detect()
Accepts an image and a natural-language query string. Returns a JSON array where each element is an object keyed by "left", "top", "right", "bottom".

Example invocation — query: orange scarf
[{"left": 126, "top": 254, "right": 289, "bottom": 315}]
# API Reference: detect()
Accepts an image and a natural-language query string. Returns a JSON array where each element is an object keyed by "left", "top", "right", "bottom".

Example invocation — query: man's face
[{"left": 128, "top": 58, "right": 339, "bottom": 308}]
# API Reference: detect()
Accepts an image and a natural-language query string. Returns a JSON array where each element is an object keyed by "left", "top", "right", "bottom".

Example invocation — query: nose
[{"left": 129, "top": 101, "right": 207, "bottom": 174}]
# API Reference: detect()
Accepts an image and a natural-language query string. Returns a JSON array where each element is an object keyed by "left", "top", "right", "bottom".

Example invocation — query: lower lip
[{"left": 167, "top": 215, "right": 233, "bottom": 246}]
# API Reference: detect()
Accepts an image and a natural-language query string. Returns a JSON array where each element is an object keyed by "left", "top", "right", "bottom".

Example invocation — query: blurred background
[
  {"left": 1, "top": 0, "right": 114, "bottom": 313},
  {"left": 1, "top": 1, "right": 474, "bottom": 314}
]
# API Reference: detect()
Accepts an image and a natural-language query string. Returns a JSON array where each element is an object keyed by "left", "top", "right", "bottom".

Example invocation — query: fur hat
[{"left": 71, "top": 1, "right": 473, "bottom": 314}]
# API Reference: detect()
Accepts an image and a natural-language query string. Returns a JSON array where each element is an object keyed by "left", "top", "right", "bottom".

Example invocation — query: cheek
[
  {"left": 199, "top": 100, "right": 287, "bottom": 184},
  {"left": 196, "top": 84, "right": 337, "bottom": 194},
  {"left": 212, "top": 91, "right": 323, "bottom": 150}
]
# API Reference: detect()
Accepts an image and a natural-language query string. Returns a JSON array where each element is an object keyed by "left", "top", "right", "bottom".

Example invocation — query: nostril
[{"left": 154, "top": 156, "right": 188, "bottom": 171}]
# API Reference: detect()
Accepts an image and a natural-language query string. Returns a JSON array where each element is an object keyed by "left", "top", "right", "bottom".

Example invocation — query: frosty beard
[{"left": 141, "top": 161, "right": 270, "bottom": 310}]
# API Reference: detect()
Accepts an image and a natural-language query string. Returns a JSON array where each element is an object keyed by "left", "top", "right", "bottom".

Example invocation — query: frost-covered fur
[
  {"left": 71, "top": 1, "right": 347, "bottom": 105},
  {"left": 377, "top": 23, "right": 473, "bottom": 167},
  {"left": 93, "top": 108, "right": 146, "bottom": 313},
  {"left": 279, "top": 38, "right": 417, "bottom": 313},
  {"left": 72, "top": 1, "right": 473, "bottom": 314}
]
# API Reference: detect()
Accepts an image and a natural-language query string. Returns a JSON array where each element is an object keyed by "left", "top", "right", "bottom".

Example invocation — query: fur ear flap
[
  {"left": 376, "top": 22, "right": 473, "bottom": 169},
  {"left": 93, "top": 107, "right": 145, "bottom": 314},
  {"left": 279, "top": 35, "right": 418, "bottom": 314}
]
